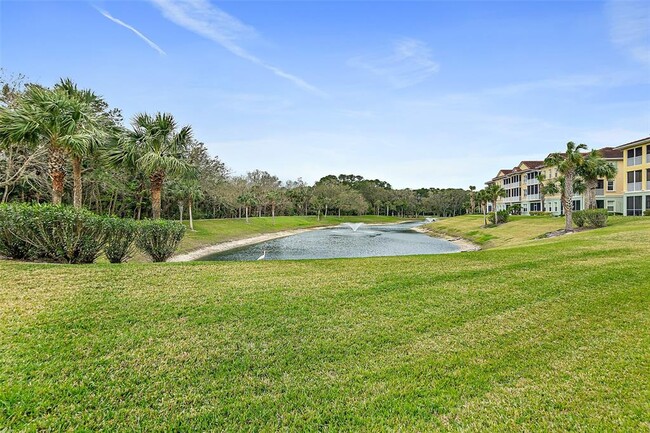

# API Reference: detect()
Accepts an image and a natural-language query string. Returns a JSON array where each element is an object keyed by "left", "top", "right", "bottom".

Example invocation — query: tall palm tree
[
  {"left": 468, "top": 185, "right": 476, "bottom": 214},
  {"left": 476, "top": 189, "right": 488, "bottom": 226},
  {"left": 0, "top": 81, "right": 105, "bottom": 206},
  {"left": 544, "top": 141, "right": 587, "bottom": 232},
  {"left": 54, "top": 79, "right": 110, "bottom": 209},
  {"left": 484, "top": 183, "right": 506, "bottom": 224},
  {"left": 578, "top": 149, "right": 618, "bottom": 210},
  {"left": 113, "top": 112, "right": 193, "bottom": 219}
]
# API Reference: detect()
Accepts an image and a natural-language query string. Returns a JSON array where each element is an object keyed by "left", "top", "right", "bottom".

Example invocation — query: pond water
[{"left": 199, "top": 221, "right": 460, "bottom": 261}]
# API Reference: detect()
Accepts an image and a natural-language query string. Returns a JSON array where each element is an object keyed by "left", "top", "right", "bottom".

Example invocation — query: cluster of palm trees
[
  {"left": 0, "top": 78, "right": 195, "bottom": 221},
  {"left": 470, "top": 141, "right": 617, "bottom": 231}
]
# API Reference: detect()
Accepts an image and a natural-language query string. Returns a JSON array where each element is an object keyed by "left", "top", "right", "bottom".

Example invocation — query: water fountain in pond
[
  {"left": 424, "top": 217, "right": 436, "bottom": 223},
  {"left": 343, "top": 222, "right": 364, "bottom": 232}
]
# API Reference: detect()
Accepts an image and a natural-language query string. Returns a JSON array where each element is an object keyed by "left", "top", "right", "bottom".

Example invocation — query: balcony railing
[
  {"left": 504, "top": 196, "right": 520, "bottom": 203},
  {"left": 647, "top": 181, "right": 650, "bottom": 190},
  {"left": 595, "top": 188, "right": 604, "bottom": 196},
  {"left": 526, "top": 178, "right": 539, "bottom": 185},
  {"left": 627, "top": 182, "right": 642, "bottom": 192},
  {"left": 627, "top": 156, "right": 642, "bottom": 166},
  {"left": 526, "top": 193, "right": 540, "bottom": 200}
]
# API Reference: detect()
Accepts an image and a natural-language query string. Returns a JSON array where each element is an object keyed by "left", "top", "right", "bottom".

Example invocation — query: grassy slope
[
  {"left": 177, "top": 215, "right": 406, "bottom": 255},
  {"left": 1, "top": 216, "right": 649, "bottom": 431}
]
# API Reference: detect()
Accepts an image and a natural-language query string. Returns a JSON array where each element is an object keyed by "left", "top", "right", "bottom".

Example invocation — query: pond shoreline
[
  {"left": 412, "top": 226, "right": 482, "bottom": 252},
  {"left": 170, "top": 222, "right": 480, "bottom": 262}
]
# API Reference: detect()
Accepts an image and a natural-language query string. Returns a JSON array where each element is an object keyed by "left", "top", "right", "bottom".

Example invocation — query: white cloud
[
  {"left": 96, "top": 7, "right": 166, "bottom": 56},
  {"left": 349, "top": 37, "right": 440, "bottom": 88},
  {"left": 607, "top": 0, "right": 650, "bottom": 65},
  {"left": 147, "top": 0, "right": 325, "bottom": 96}
]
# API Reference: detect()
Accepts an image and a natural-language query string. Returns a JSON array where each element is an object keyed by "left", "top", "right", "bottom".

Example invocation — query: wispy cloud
[
  {"left": 607, "top": 0, "right": 650, "bottom": 66},
  {"left": 147, "top": 0, "right": 324, "bottom": 96},
  {"left": 95, "top": 7, "right": 166, "bottom": 56},
  {"left": 349, "top": 37, "right": 440, "bottom": 88}
]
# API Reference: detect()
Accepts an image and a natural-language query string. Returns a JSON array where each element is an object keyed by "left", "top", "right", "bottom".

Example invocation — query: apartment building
[
  {"left": 615, "top": 136, "right": 650, "bottom": 216},
  {"left": 488, "top": 146, "right": 624, "bottom": 216}
]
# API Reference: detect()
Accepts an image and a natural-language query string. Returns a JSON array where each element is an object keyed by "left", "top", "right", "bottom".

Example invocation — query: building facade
[
  {"left": 488, "top": 145, "right": 628, "bottom": 216},
  {"left": 615, "top": 137, "right": 650, "bottom": 216}
]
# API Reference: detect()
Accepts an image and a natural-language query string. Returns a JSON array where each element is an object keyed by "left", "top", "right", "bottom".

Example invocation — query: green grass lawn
[{"left": 1, "top": 216, "right": 649, "bottom": 431}]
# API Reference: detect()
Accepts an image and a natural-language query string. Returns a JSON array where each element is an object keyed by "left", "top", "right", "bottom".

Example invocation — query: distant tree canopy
[{"left": 0, "top": 71, "right": 472, "bottom": 220}]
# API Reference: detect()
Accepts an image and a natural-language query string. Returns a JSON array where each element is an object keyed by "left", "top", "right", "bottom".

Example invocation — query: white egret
[{"left": 256, "top": 250, "right": 266, "bottom": 260}]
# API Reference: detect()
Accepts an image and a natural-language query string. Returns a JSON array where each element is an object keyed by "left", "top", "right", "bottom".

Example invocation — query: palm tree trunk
[
  {"left": 189, "top": 198, "right": 194, "bottom": 231},
  {"left": 150, "top": 169, "right": 165, "bottom": 219},
  {"left": 245, "top": 206, "right": 249, "bottom": 223},
  {"left": 563, "top": 172, "right": 574, "bottom": 232},
  {"left": 72, "top": 156, "right": 83, "bottom": 209},
  {"left": 48, "top": 148, "right": 66, "bottom": 205},
  {"left": 179, "top": 203, "right": 183, "bottom": 223},
  {"left": 587, "top": 179, "right": 597, "bottom": 210}
]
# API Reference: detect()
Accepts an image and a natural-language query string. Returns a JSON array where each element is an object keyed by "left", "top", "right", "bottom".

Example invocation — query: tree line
[{"left": 0, "top": 73, "right": 472, "bottom": 223}]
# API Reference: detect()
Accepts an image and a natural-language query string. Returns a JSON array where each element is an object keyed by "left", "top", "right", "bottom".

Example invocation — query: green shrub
[
  {"left": 572, "top": 210, "right": 586, "bottom": 228},
  {"left": 136, "top": 219, "right": 185, "bottom": 262},
  {"left": 0, "top": 203, "right": 35, "bottom": 260},
  {"left": 17, "top": 204, "right": 108, "bottom": 264},
  {"left": 584, "top": 209, "right": 608, "bottom": 228},
  {"left": 487, "top": 210, "right": 510, "bottom": 225},
  {"left": 529, "top": 211, "right": 552, "bottom": 217},
  {"left": 644, "top": 210, "right": 650, "bottom": 217},
  {"left": 104, "top": 217, "right": 139, "bottom": 263}
]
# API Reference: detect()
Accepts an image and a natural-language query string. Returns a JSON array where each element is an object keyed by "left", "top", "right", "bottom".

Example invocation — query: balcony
[
  {"left": 526, "top": 193, "right": 540, "bottom": 200},
  {"left": 526, "top": 178, "right": 539, "bottom": 186},
  {"left": 595, "top": 188, "right": 604, "bottom": 196},
  {"left": 647, "top": 181, "right": 650, "bottom": 190},
  {"left": 627, "top": 156, "right": 642, "bottom": 166},
  {"left": 627, "top": 182, "right": 642, "bottom": 192},
  {"left": 504, "top": 196, "right": 520, "bottom": 203}
]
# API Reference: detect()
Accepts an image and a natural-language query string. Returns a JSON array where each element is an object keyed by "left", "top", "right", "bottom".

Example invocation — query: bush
[
  {"left": 529, "top": 211, "right": 552, "bottom": 217},
  {"left": 572, "top": 210, "right": 586, "bottom": 228},
  {"left": 487, "top": 210, "right": 510, "bottom": 225},
  {"left": 104, "top": 217, "right": 139, "bottom": 263},
  {"left": 136, "top": 219, "right": 185, "bottom": 262},
  {"left": 11, "top": 204, "right": 108, "bottom": 263},
  {"left": 0, "top": 203, "right": 35, "bottom": 259},
  {"left": 584, "top": 209, "right": 608, "bottom": 228},
  {"left": 644, "top": 210, "right": 650, "bottom": 217}
]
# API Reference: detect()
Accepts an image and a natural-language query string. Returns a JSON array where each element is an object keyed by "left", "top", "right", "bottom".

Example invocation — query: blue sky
[{"left": 1, "top": 0, "right": 649, "bottom": 189}]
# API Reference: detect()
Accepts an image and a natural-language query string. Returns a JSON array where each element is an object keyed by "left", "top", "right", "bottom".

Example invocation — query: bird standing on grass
[{"left": 257, "top": 250, "right": 266, "bottom": 260}]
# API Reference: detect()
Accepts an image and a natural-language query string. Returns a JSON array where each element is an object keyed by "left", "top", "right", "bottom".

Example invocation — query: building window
[
  {"left": 530, "top": 202, "right": 541, "bottom": 212},
  {"left": 627, "top": 170, "right": 642, "bottom": 191},
  {"left": 607, "top": 180, "right": 615, "bottom": 191},
  {"left": 607, "top": 200, "right": 615, "bottom": 212},
  {"left": 596, "top": 200, "right": 604, "bottom": 209},
  {"left": 647, "top": 145, "right": 650, "bottom": 163},
  {"left": 647, "top": 195, "right": 650, "bottom": 211},
  {"left": 627, "top": 196, "right": 642, "bottom": 216},
  {"left": 527, "top": 184, "right": 539, "bottom": 195},
  {"left": 572, "top": 200, "right": 581, "bottom": 211},
  {"left": 627, "top": 147, "right": 642, "bottom": 166}
]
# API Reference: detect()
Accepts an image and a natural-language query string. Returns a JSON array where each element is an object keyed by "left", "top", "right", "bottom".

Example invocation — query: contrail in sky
[{"left": 96, "top": 7, "right": 167, "bottom": 56}]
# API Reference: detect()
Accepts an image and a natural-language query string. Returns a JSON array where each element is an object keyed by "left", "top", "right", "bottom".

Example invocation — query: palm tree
[
  {"left": 536, "top": 173, "right": 547, "bottom": 212},
  {"left": 484, "top": 183, "right": 506, "bottom": 225},
  {"left": 469, "top": 185, "right": 476, "bottom": 214},
  {"left": 578, "top": 150, "right": 618, "bottom": 210},
  {"left": 113, "top": 113, "right": 193, "bottom": 219},
  {"left": 0, "top": 80, "right": 105, "bottom": 206},
  {"left": 544, "top": 141, "right": 587, "bottom": 232},
  {"left": 476, "top": 189, "right": 488, "bottom": 226},
  {"left": 55, "top": 79, "right": 110, "bottom": 208},
  {"left": 540, "top": 177, "right": 560, "bottom": 213}
]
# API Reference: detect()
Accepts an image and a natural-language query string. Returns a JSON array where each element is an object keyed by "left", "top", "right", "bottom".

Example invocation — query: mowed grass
[
  {"left": 1, "top": 216, "right": 649, "bottom": 431},
  {"left": 177, "top": 215, "right": 406, "bottom": 254},
  {"left": 428, "top": 214, "right": 567, "bottom": 248}
]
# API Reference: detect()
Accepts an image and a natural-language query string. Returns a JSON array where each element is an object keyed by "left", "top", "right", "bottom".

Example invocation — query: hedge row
[
  {"left": 0, "top": 204, "right": 185, "bottom": 263},
  {"left": 572, "top": 209, "right": 608, "bottom": 228}
]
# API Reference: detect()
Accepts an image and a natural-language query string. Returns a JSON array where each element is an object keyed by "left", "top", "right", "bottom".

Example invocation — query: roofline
[{"left": 614, "top": 136, "right": 650, "bottom": 150}]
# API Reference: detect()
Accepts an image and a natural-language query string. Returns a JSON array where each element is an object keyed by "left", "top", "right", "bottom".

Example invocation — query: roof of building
[
  {"left": 519, "top": 160, "right": 545, "bottom": 169},
  {"left": 614, "top": 136, "right": 650, "bottom": 150},
  {"left": 596, "top": 147, "right": 623, "bottom": 159}
]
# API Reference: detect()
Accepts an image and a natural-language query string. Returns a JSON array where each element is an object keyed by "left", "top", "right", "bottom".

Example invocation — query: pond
[{"left": 199, "top": 221, "right": 460, "bottom": 261}]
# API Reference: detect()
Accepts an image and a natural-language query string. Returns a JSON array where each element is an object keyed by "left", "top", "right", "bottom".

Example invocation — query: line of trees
[{"left": 0, "top": 73, "right": 472, "bottom": 222}]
